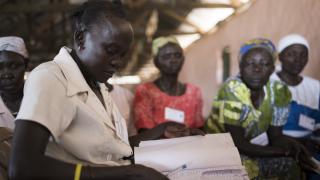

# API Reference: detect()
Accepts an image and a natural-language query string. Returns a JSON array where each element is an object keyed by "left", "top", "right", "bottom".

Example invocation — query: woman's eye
[
  {"left": 175, "top": 53, "right": 182, "bottom": 58},
  {"left": 286, "top": 52, "right": 294, "bottom": 57},
  {"left": 106, "top": 48, "right": 116, "bottom": 55},
  {"left": 10, "top": 63, "right": 18, "bottom": 69},
  {"left": 300, "top": 52, "right": 308, "bottom": 58},
  {"left": 105, "top": 45, "right": 120, "bottom": 57},
  {"left": 162, "top": 54, "right": 171, "bottom": 59}
]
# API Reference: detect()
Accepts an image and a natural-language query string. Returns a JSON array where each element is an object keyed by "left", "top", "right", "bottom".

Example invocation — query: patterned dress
[
  {"left": 133, "top": 83, "right": 204, "bottom": 129},
  {"left": 205, "top": 76, "right": 301, "bottom": 180}
]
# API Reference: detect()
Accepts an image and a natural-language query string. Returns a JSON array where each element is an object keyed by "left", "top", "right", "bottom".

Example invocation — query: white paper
[
  {"left": 134, "top": 133, "right": 248, "bottom": 179},
  {"left": 139, "top": 133, "right": 235, "bottom": 148},
  {"left": 299, "top": 114, "right": 315, "bottom": 130},
  {"left": 165, "top": 107, "right": 185, "bottom": 123},
  {"left": 166, "top": 166, "right": 249, "bottom": 180},
  {"left": 250, "top": 132, "right": 269, "bottom": 146},
  {"left": 135, "top": 134, "right": 242, "bottom": 172}
]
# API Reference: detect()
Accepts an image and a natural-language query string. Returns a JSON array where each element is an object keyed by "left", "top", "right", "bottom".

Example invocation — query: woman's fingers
[{"left": 190, "top": 128, "right": 205, "bottom": 136}]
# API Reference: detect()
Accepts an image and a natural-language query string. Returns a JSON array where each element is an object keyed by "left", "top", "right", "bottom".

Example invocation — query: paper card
[
  {"left": 299, "top": 115, "right": 315, "bottom": 131},
  {"left": 250, "top": 132, "right": 269, "bottom": 146},
  {"left": 165, "top": 107, "right": 185, "bottom": 124}
]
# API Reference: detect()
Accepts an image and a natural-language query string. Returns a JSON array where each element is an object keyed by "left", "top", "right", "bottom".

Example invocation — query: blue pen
[{"left": 167, "top": 164, "right": 187, "bottom": 177}]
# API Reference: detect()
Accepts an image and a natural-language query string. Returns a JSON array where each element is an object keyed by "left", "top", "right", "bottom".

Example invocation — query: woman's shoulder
[
  {"left": 220, "top": 77, "right": 248, "bottom": 94},
  {"left": 185, "top": 83, "right": 200, "bottom": 92},
  {"left": 268, "top": 79, "right": 292, "bottom": 106},
  {"left": 26, "top": 61, "right": 68, "bottom": 88},
  {"left": 135, "top": 82, "right": 157, "bottom": 94},
  {"left": 302, "top": 76, "right": 320, "bottom": 86}
]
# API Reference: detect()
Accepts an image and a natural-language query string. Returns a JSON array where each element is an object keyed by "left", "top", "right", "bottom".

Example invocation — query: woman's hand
[
  {"left": 125, "top": 165, "right": 169, "bottom": 180},
  {"left": 162, "top": 122, "right": 205, "bottom": 139},
  {"left": 272, "top": 136, "right": 318, "bottom": 171}
]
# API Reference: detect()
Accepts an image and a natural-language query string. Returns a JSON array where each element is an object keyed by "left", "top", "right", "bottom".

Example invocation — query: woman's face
[
  {"left": 155, "top": 43, "right": 184, "bottom": 75},
  {"left": 76, "top": 17, "right": 133, "bottom": 82},
  {"left": 279, "top": 44, "right": 308, "bottom": 76},
  {"left": 0, "top": 51, "right": 26, "bottom": 93},
  {"left": 240, "top": 48, "right": 274, "bottom": 90}
]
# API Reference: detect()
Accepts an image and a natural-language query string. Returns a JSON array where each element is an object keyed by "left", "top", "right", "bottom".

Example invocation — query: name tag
[
  {"left": 165, "top": 107, "right": 185, "bottom": 123},
  {"left": 250, "top": 132, "right": 269, "bottom": 146},
  {"left": 299, "top": 115, "right": 315, "bottom": 131}
]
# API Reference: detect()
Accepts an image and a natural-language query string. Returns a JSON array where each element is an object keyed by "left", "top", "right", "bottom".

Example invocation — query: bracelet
[{"left": 74, "top": 164, "right": 82, "bottom": 180}]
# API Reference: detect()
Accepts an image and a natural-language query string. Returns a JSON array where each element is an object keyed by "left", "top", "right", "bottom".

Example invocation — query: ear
[
  {"left": 154, "top": 56, "right": 160, "bottom": 69},
  {"left": 268, "top": 64, "right": 275, "bottom": 76},
  {"left": 74, "top": 30, "right": 85, "bottom": 51}
]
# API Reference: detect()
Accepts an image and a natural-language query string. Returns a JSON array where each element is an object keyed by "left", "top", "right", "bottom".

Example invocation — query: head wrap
[
  {"left": 277, "top": 34, "right": 309, "bottom": 53},
  {"left": 0, "top": 36, "right": 29, "bottom": 59},
  {"left": 239, "top": 38, "right": 277, "bottom": 63},
  {"left": 152, "top": 36, "right": 179, "bottom": 57}
]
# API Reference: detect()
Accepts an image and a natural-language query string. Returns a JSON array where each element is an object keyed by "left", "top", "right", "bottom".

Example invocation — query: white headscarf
[
  {"left": 0, "top": 36, "right": 29, "bottom": 59},
  {"left": 278, "top": 34, "right": 309, "bottom": 53}
]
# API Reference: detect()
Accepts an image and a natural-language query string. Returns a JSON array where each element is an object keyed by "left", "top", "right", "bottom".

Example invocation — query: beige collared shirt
[
  {"left": 0, "top": 96, "right": 15, "bottom": 130},
  {"left": 17, "top": 47, "right": 133, "bottom": 166}
]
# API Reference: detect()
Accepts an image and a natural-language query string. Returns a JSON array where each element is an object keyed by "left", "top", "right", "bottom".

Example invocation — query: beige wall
[{"left": 179, "top": 0, "right": 320, "bottom": 117}]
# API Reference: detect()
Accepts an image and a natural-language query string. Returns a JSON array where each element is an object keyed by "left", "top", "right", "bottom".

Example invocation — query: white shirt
[
  {"left": 0, "top": 96, "right": 15, "bottom": 130},
  {"left": 271, "top": 73, "right": 320, "bottom": 137},
  {"left": 17, "top": 47, "right": 132, "bottom": 166}
]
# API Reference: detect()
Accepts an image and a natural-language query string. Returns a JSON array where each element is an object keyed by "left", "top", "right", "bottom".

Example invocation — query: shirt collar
[{"left": 53, "top": 46, "right": 91, "bottom": 96}]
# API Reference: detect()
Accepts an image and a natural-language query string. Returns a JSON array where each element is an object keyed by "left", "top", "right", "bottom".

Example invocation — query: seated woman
[
  {"left": 134, "top": 36, "right": 204, "bottom": 134},
  {"left": 271, "top": 34, "right": 320, "bottom": 180},
  {"left": 0, "top": 36, "right": 28, "bottom": 180},
  {"left": 0, "top": 36, "right": 28, "bottom": 130},
  {"left": 9, "top": 1, "right": 198, "bottom": 179},
  {"left": 205, "top": 38, "right": 316, "bottom": 179}
]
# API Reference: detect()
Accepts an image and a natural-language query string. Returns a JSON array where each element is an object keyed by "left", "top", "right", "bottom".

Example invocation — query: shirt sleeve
[
  {"left": 16, "top": 67, "right": 76, "bottom": 139},
  {"left": 271, "top": 81, "right": 292, "bottom": 127},
  {"left": 133, "top": 85, "right": 156, "bottom": 129}
]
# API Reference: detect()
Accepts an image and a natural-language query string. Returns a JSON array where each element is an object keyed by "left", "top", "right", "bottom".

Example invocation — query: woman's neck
[
  {"left": 1, "top": 85, "right": 24, "bottom": 114},
  {"left": 277, "top": 71, "right": 302, "bottom": 86},
  {"left": 250, "top": 88, "right": 265, "bottom": 109},
  {"left": 70, "top": 50, "right": 99, "bottom": 90},
  {"left": 155, "top": 73, "right": 185, "bottom": 96},
  {"left": 0, "top": 86, "right": 24, "bottom": 102}
]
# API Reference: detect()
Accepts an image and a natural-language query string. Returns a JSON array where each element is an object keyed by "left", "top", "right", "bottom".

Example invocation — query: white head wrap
[
  {"left": 278, "top": 34, "right": 309, "bottom": 53},
  {"left": 0, "top": 36, "right": 29, "bottom": 59}
]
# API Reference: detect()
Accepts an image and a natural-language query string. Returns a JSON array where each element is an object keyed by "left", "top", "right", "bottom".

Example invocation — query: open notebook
[{"left": 134, "top": 133, "right": 249, "bottom": 180}]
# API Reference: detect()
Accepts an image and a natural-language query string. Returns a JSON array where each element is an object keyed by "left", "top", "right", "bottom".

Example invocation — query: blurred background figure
[
  {"left": 0, "top": 36, "right": 28, "bottom": 180},
  {"left": 205, "top": 38, "right": 314, "bottom": 179},
  {"left": 0, "top": 36, "right": 28, "bottom": 130},
  {"left": 271, "top": 34, "right": 320, "bottom": 180},
  {"left": 134, "top": 36, "right": 204, "bottom": 134}
]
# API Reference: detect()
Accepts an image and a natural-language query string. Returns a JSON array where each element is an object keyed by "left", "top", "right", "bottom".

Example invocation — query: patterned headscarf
[
  {"left": 0, "top": 36, "right": 29, "bottom": 59},
  {"left": 239, "top": 38, "right": 277, "bottom": 63},
  {"left": 152, "top": 36, "right": 179, "bottom": 57}
]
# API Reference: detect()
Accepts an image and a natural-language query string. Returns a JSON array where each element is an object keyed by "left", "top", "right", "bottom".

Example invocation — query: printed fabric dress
[{"left": 205, "top": 76, "right": 301, "bottom": 180}]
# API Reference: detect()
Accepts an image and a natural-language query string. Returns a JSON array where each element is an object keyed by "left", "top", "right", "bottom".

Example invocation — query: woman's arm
[
  {"left": 225, "top": 124, "right": 286, "bottom": 157},
  {"left": 129, "top": 121, "right": 205, "bottom": 148},
  {"left": 9, "top": 121, "right": 168, "bottom": 180}
]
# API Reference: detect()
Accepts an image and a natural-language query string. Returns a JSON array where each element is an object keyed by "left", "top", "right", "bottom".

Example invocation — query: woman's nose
[{"left": 253, "top": 64, "right": 262, "bottom": 72}]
